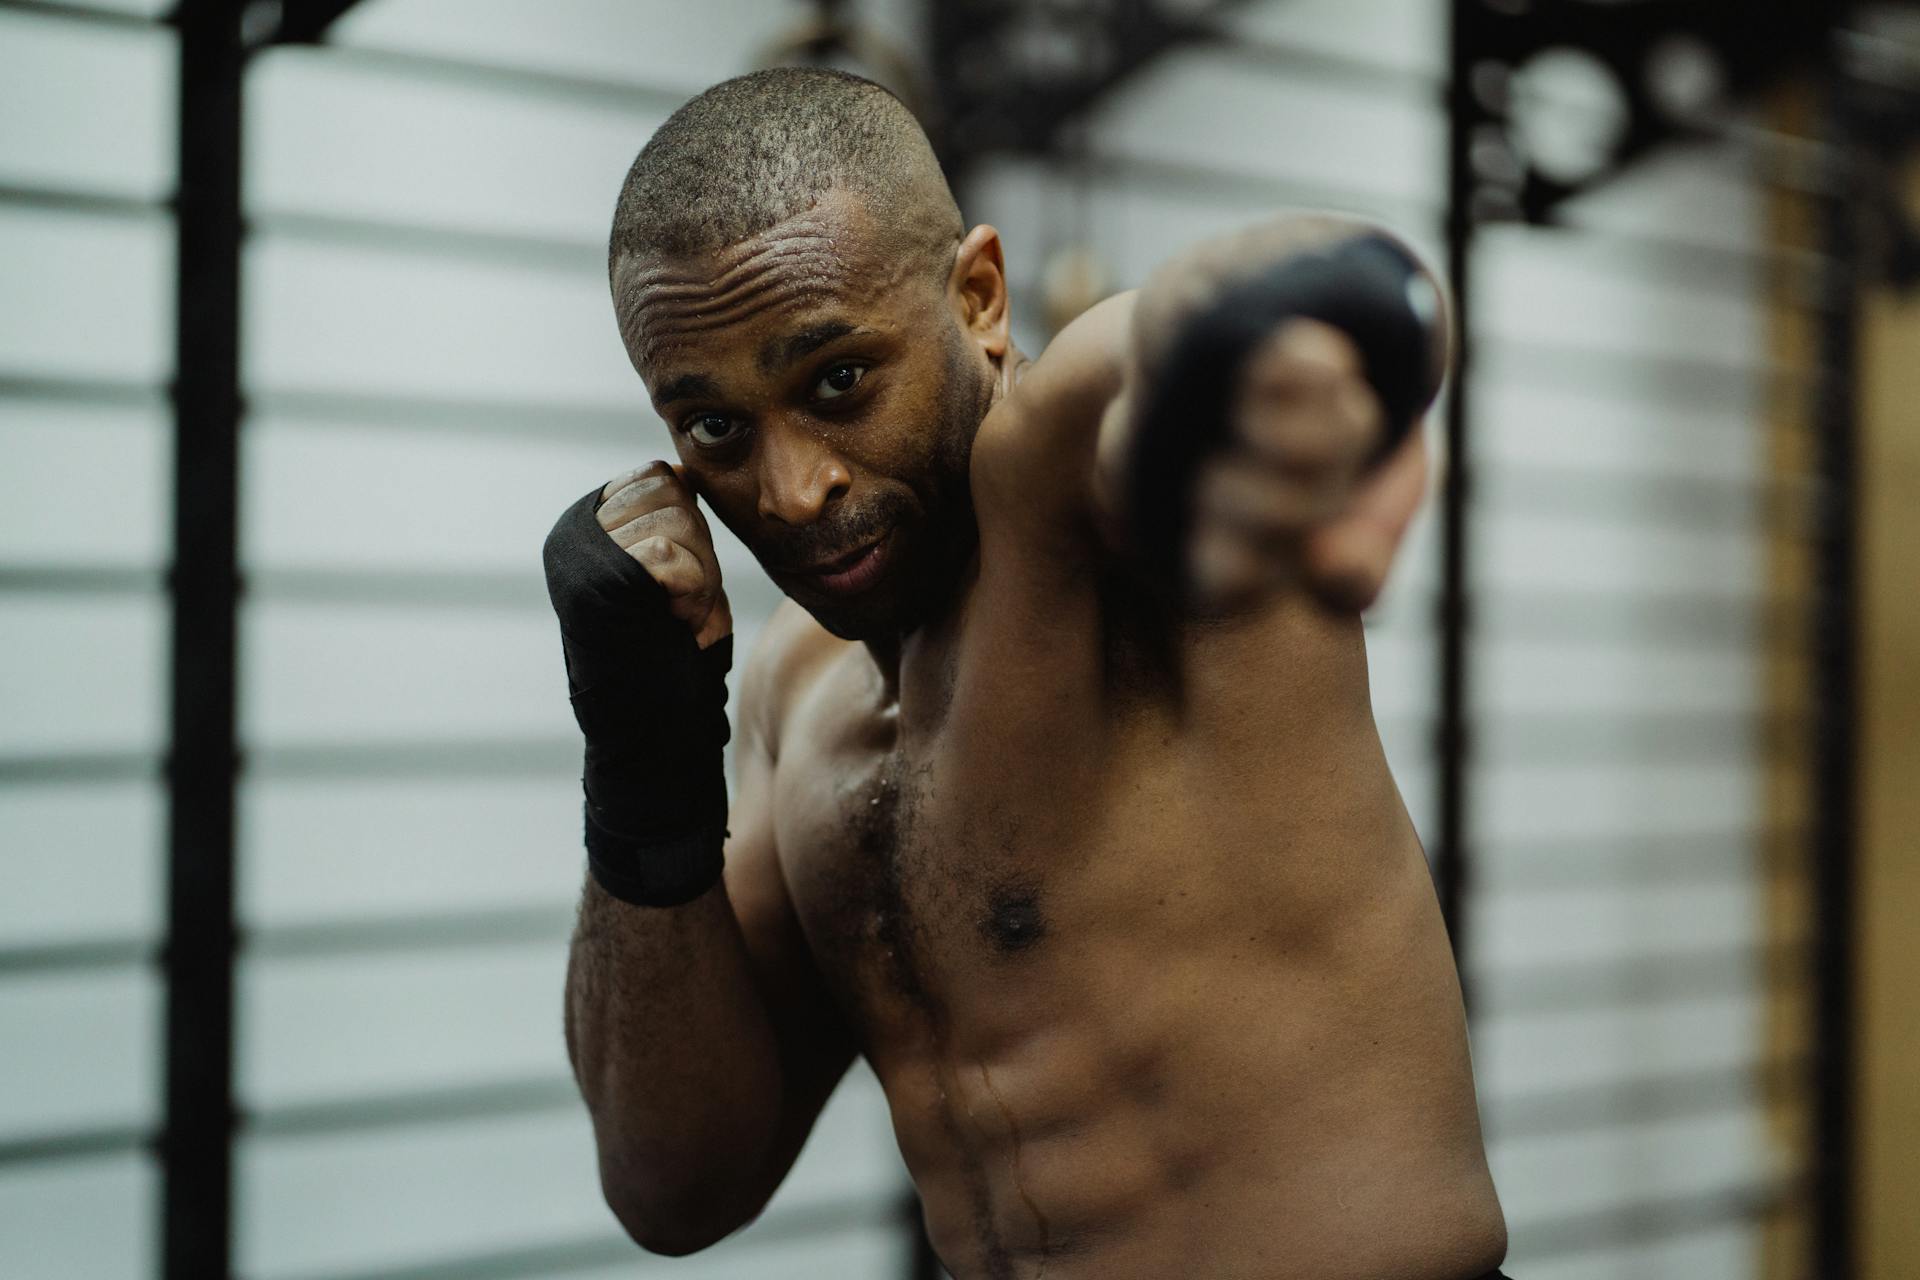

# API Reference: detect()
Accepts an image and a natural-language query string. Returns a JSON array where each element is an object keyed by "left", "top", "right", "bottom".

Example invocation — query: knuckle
[
  {"left": 1283, "top": 432, "right": 1347, "bottom": 472},
  {"left": 1273, "top": 319, "right": 1361, "bottom": 374},
  {"left": 619, "top": 503, "right": 696, "bottom": 544},
  {"left": 603, "top": 460, "right": 679, "bottom": 505},
  {"left": 660, "top": 505, "right": 706, "bottom": 546},
  {"left": 599, "top": 470, "right": 637, "bottom": 505},
  {"left": 1338, "top": 383, "right": 1384, "bottom": 436},
  {"left": 631, "top": 533, "right": 678, "bottom": 565},
  {"left": 651, "top": 502, "right": 695, "bottom": 532}
]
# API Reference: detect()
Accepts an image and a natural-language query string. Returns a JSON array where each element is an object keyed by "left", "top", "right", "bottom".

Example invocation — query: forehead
[{"left": 613, "top": 196, "right": 928, "bottom": 378}]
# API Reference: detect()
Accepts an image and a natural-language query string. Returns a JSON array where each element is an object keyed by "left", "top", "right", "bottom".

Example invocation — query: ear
[
  {"left": 1301, "top": 421, "right": 1431, "bottom": 613},
  {"left": 948, "top": 224, "right": 1010, "bottom": 361}
]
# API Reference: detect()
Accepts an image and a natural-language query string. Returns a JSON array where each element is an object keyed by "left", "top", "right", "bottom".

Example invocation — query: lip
[{"left": 798, "top": 532, "right": 892, "bottom": 596}]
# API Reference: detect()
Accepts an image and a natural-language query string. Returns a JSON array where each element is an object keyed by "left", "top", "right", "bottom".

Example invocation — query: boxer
[{"left": 547, "top": 67, "right": 1508, "bottom": 1280}]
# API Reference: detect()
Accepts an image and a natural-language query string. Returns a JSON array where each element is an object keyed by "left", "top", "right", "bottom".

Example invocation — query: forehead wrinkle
[
  {"left": 646, "top": 253, "right": 839, "bottom": 323},
  {"left": 620, "top": 241, "right": 858, "bottom": 367},
  {"left": 632, "top": 273, "right": 809, "bottom": 347},
  {"left": 628, "top": 232, "right": 838, "bottom": 296},
  {"left": 621, "top": 224, "right": 842, "bottom": 318},
  {"left": 615, "top": 196, "right": 940, "bottom": 377},
  {"left": 633, "top": 278, "right": 841, "bottom": 371},
  {"left": 630, "top": 283, "right": 899, "bottom": 381}
]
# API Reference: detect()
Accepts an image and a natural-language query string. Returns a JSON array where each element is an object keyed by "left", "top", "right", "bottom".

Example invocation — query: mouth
[{"left": 793, "top": 532, "right": 892, "bottom": 596}]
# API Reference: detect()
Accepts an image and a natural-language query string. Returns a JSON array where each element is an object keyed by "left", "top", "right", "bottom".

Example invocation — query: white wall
[{"left": 0, "top": 5, "right": 175, "bottom": 1275}]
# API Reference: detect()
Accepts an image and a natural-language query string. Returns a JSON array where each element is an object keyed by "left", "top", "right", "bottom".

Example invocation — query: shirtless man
[{"left": 545, "top": 67, "right": 1508, "bottom": 1279}]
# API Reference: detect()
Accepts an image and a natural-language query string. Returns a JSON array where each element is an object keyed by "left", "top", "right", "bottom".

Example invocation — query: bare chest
[{"left": 767, "top": 644, "right": 1083, "bottom": 1040}]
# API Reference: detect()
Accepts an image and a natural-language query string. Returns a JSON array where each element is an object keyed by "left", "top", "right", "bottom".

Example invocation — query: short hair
[{"left": 607, "top": 67, "right": 964, "bottom": 285}]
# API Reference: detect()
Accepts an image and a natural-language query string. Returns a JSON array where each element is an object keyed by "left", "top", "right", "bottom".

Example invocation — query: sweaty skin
[{"left": 599, "top": 190, "right": 1506, "bottom": 1280}]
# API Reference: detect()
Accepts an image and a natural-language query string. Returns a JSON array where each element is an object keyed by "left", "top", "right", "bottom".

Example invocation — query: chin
[
  {"left": 771, "top": 511, "right": 974, "bottom": 642},
  {"left": 794, "top": 586, "right": 910, "bottom": 643}
]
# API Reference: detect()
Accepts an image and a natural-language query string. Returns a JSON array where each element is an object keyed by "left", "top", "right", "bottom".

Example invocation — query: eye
[
  {"left": 685, "top": 413, "right": 740, "bottom": 447},
  {"left": 813, "top": 362, "right": 866, "bottom": 401}
]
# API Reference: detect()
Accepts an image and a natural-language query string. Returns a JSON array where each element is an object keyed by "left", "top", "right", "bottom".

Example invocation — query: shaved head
[{"left": 608, "top": 67, "right": 964, "bottom": 296}]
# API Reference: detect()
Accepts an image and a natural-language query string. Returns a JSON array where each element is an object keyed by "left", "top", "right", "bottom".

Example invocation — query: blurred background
[{"left": 3, "top": 0, "right": 1917, "bottom": 1277}]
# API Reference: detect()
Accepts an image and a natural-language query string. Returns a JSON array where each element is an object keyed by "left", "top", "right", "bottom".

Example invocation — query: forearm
[
  {"left": 544, "top": 477, "right": 788, "bottom": 1252},
  {"left": 565, "top": 879, "right": 784, "bottom": 1251}
]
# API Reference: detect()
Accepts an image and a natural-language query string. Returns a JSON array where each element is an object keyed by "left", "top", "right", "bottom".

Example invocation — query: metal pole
[
  {"left": 1437, "top": 0, "right": 1479, "bottom": 982},
  {"left": 1807, "top": 55, "right": 1860, "bottom": 1280},
  {"left": 161, "top": 3, "right": 245, "bottom": 1276}
]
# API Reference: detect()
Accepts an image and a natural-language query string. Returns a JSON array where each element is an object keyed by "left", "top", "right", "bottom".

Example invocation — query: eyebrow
[
  {"left": 757, "top": 322, "right": 872, "bottom": 374},
  {"left": 653, "top": 372, "right": 722, "bottom": 407}
]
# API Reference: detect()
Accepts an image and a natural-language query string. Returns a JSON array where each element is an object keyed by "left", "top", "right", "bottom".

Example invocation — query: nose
[{"left": 755, "top": 419, "right": 852, "bottom": 526}]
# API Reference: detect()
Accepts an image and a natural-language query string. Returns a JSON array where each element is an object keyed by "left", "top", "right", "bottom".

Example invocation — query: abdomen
[{"left": 867, "top": 798, "right": 1504, "bottom": 1280}]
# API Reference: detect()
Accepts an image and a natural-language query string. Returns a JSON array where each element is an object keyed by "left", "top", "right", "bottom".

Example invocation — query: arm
[
  {"left": 974, "top": 213, "right": 1447, "bottom": 613},
  {"left": 550, "top": 474, "right": 854, "bottom": 1255}
]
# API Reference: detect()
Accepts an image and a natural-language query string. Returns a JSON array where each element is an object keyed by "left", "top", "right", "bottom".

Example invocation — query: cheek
[
  {"left": 686, "top": 471, "right": 757, "bottom": 532},
  {"left": 831, "top": 412, "right": 929, "bottom": 488}
]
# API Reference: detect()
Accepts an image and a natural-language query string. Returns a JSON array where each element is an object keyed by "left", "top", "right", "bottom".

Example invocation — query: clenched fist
[
  {"left": 543, "top": 464, "right": 737, "bottom": 908},
  {"left": 1113, "top": 227, "right": 1443, "bottom": 615},
  {"left": 596, "top": 462, "right": 732, "bottom": 651},
  {"left": 1186, "top": 318, "right": 1426, "bottom": 612}
]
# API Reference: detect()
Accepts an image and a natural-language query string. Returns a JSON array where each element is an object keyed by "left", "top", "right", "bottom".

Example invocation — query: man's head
[{"left": 609, "top": 67, "right": 1010, "bottom": 641}]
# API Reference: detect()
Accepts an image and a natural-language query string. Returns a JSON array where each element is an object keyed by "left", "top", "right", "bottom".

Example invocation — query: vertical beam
[
  {"left": 162, "top": 3, "right": 244, "bottom": 1277},
  {"left": 1436, "top": 0, "right": 1478, "bottom": 979},
  {"left": 1855, "top": 153, "right": 1920, "bottom": 1280},
  {"left": 1808, "top": 60, "right": 1860, "bottom": 1280}
]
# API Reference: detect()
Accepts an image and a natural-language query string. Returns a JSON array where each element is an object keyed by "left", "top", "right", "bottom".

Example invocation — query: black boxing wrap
[
  {"left": 543, "top": 487, "right": 732, "bottom": 908},
  {"left": 1124, "top": 232, "right": 1441, "bottom": 596}
]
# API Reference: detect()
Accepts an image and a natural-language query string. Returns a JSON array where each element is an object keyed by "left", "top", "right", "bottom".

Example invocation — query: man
[{"left": 544, "top": 67, "right": 1508, "bottom": 1280}]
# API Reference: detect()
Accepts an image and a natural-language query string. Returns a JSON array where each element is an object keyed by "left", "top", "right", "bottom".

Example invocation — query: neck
[
  {"left": 856, "top": 340, "right": 1027, "bottom": 703},
  {"left": 862, "top": 632, "right": 904, "bottom": 702}
]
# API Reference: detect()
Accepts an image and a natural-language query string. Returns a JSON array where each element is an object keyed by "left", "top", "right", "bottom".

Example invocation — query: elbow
[
  {"left": 599, "top": 1153, "right": 770, "bottom": 1257},
  {"left": 607, "top": 1187, "right": 760, "bottom": 1257},
  {"left": 621, "top": 1215, "right": 731, "bottom": 1259}
]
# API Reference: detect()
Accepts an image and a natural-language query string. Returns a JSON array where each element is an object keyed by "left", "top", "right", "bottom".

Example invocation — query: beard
[{"left": 759, "top": 330, "right": 991, "bottom": 642}]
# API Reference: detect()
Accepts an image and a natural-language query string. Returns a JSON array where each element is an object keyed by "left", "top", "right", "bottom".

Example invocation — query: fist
[
  {"left": 1187, "top": 318, "right": 1420, "bottom": 612},
  {"left": 597, "top": 462, "right": 732, "bottom": 650}
]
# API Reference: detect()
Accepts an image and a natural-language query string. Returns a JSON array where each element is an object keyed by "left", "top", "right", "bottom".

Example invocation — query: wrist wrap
[
  {"left": 542, "top": 487, "right": 732, "bottom": 907},
  {"left": 1126, "top": 231, "right": 1441, "bottom": 595}
]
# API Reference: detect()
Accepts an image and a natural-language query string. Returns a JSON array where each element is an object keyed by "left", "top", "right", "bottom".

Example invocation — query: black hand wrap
[
  {"left": 543, "top": 487, "right": 732, "bottom": 908},
  {"left": 1125, "top": 231, "right": 1440, "bottom": 595}
]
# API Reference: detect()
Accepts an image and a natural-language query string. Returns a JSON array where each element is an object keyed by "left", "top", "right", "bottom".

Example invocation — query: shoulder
[
  {"left": 972, "top": 289, "right": 1136, "bottom": 487},
  {"left": 968, "top": 290, "right": 1138, "bottom": 564},
  {"left": 734, "top": 600, "right": 849, "bottom": 762}
]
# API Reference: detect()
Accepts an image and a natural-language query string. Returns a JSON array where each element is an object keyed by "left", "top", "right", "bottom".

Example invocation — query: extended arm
[{"left": 974, "top": 213, "right": 1447, "bottom": 612}]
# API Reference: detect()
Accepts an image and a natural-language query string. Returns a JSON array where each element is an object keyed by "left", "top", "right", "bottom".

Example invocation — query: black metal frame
[
  {"left": 161, "top": 4, "right": 369, "bottom": 1275},
  {"left": 1438, "top": 0, "right": 1479, "bottom": 976},
  {"left": 1807, "top": 57, "right": 1864, "bottom": 1280},
  {"left": 1458, "top": 0, "right": 1835, "bottom": 223},
  {"left": 925, "top": 0, "right": 1254, "bottom": 184},
  {"left": 162, "top": 5, "right": 245, "bottom": 1277}
]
